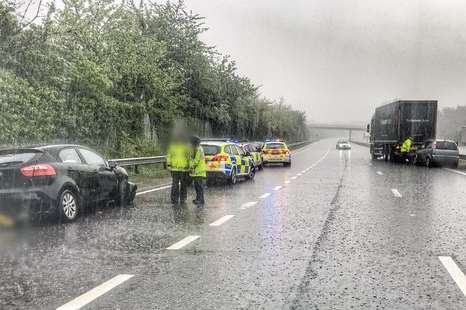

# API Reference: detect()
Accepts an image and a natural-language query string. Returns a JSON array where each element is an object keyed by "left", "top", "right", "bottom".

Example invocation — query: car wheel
[
  {"left": 229, "top": 168, "right": 237, "bottom": 185},
  {"left": 426, "top": 157, "right": 432, "bottom": 168},
  {"left": 58, "top": 189, "right": 79, "bottom": 222},
  {"left": 247, "top": 166, "right": 255, "bottom": 180}
]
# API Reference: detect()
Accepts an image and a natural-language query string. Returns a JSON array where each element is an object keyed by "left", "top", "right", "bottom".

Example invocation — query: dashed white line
[
  {"left": 259, "top": 193, "right": 271, "bottom": 199},
  {"left": 56, "top": 274, "right": 134, "bottom": 310},
  {"left": 444, "top": 168, "right": 466, "bottom": 176},
  {"left": 301, "top": 170, "right": 306, "bottom": 174},
  {"left": 136, "top": 184, "right": 172, "bottom": 196},
  {"left": 240, "top": 201, "right": 258, "bottom": 210},
  {"left": 284, "top": 180, "right": 291, "bottom": 184},
  {"left": 391, "top": 188, "right": 402, "bottom": 198},
  {"left": 291, "top": 176, "right": 297, "bottom": 180},
  {"left": 376, "top": 171, "right": 384, "bottom": 176},
  {"left": 209, "top": 215, "right": 235, "bottom": 227},
  {"left": 166, "top": 235, "right": 200, "bottom": 250},
  {"left": 297, "top": 173, "right": 302, "bottom": 176},
  {"left": 273, "top": 185, "right": 283, "bottom": 191},
  {"left": 439, "top": 256, "right": 466, "bottom": 297}
]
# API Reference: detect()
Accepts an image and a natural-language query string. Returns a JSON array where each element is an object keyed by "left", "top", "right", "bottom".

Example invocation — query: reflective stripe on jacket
[
  {"left": 401, "top": 138, "right": 412, "bottom": 153},
  {"left": 190, "top": 146, "right": 206, "bottom": 177},
  {"left": 167, "top": 142, "right": 191, "bottom": 171}
]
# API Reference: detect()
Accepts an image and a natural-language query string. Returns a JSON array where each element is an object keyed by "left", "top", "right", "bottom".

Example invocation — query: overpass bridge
[{"left": 308, "top": 123, "right": 367, "bottom": 140}]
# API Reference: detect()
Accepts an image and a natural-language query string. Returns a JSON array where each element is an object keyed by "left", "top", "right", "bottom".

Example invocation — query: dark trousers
[
  {"left": 171, "top": 171, "right": 188, "bottom": 204},
  {"left": 402, "top": 152, "right": 411, "bottom": 164},
  {"left": 192, "top": 177, "right": 205, "bottom": 204}
]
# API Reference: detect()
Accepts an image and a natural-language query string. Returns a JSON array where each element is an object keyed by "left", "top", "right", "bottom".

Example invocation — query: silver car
[
  {"left": 336, "top": 139, "right": 351, "bottom": 150},
  {"left": 415, "top": 139, "right": 459, "bottom": 167}
]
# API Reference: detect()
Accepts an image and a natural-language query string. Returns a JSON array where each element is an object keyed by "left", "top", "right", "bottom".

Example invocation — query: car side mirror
[{"left": 108, "top": 160, "right": 117, "bottom": 169}]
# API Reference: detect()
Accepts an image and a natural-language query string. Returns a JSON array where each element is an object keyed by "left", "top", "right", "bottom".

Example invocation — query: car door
[
  {"left": 234, "top": 145, "right": 248, "bottom": 175},
  {"left": 57, "top": 147, "right": 87, "bottom": 195},
  {"left": 78, "top": 148, "right": 117, "bottom": 202}
]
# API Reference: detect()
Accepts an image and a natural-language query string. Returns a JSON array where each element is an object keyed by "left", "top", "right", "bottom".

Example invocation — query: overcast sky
[{"left": 183, "top": 0, "right": 466, "bottom": 124}]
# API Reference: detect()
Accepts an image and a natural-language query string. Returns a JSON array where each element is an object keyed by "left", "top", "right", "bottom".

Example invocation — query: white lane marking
[
  {"left": 297, "top": 173, "right": 302, "bottom": 176},
  {"left": 166, "top": 235, "right": 200, "bottom": 250},
  {"left": 439, "top": 256, "right": 466, "bottom": 297},
  {"left": 273, "top": 185, "right": 283, "bottom": 191},
  {"left": 56, "top": 274, "right": 134, "bottom": 310},
  {"left": 391, "top": 188, "right": 402, "bottom": 198},
  {"left": 209, "top": 215, "right": 235, "bottom": 227},
  {"left": 136, "top": 185, "right": 172, "bottom": 196},
  {"left": 284, "top": 180, "right": 291, "bottom": 184},
  {"left": 240, "top": 201, "right": 258, "bottom": 210},
  {"left": 444, "top": 168, "right": 466, "bottom": 176},
  {"left": 301, "top": 170, "right": 306, "bottom": 174},
  {"left": 291, "top": 176, "right": 297, "bottom": 180},
  {"left": 376, "top": 171, "right": 384, "bottom": 176},
  {"left": 409, "top": 213, "right": 416, "bottom": 217},
  {"left": 259, "top": 193, "right": 271, "bottom": 199}
]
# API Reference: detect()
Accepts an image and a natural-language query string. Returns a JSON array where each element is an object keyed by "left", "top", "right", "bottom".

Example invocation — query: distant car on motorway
[
  {"left": 415, "top": 139, "right": 459, "bottom": 167},
  {"left": 261, "top": 141, "right": 291, "bottom": 167},
  {"left": 336, "top": 139, "right": 352, "bottom": 150},
  {"left": 0, "top": 145, "right": 137, "bottom": 222},
  {"left": 201, "top": 141, "right": 255, "bottom": 184}
]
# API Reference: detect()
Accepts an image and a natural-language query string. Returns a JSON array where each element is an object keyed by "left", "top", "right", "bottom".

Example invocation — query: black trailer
[{"left": 369, "top": 100, "right": 437, "bottom": 161}]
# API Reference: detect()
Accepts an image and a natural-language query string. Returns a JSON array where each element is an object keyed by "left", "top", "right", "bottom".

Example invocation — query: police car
[
  {"left": 240, "top": 142, "right": 263, "bottom": 170},
  {"left": 261, "top": 141, "right": 291, "bottom": 167},
  {"left": 201, "top": 141, "right": 255, "bottom": 184}
]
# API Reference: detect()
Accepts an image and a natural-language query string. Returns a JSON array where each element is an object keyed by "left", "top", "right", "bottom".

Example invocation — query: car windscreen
[
  {"left": 264, "top": 143, "right": 286, "bottom": 149},
  {"left": 0, "top": 150, "right": 42, "bottom": 165},
  {"left": 436, "top": 141, "right": 458, "bottom": 150},
  {"left": 201, "top": 145, "right": 221, "bottom": 155}
]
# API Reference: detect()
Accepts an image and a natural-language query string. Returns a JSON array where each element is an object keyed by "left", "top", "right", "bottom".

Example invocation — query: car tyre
[
  {"left": 58, "top": 189, "right": 80, "bottom": 222},
  {"left": 247, "top": 166, "right": 255, "bottom": 180},
  {"left": 229, "top": 168, "right": 237, "bottom": 185}
]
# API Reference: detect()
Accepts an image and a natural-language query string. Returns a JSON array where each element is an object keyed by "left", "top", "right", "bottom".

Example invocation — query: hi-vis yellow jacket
[
  {"left": 166, "top": 142, "right": 191, "bottom": 171},
  {"left": 401, "top": 138, "right": 412, "bottom": 153}
]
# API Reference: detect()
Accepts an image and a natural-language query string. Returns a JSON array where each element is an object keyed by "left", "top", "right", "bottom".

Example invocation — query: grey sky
[{"left": 184, "top": 0, "right": 466, "bottom": 124}]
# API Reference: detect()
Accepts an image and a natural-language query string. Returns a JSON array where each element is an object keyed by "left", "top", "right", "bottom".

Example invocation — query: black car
[{"left": 0, "top": 144, "right": 137, "bottom": 222}]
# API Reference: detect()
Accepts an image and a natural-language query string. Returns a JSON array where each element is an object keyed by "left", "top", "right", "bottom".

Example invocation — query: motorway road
[{"left": 2, "top": 139, "right": 466, "bottom": 309}]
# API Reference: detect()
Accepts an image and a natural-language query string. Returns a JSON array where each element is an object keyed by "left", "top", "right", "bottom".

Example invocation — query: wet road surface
[{"left": 2, "top": 139, "right": 466, "bottom": 309}]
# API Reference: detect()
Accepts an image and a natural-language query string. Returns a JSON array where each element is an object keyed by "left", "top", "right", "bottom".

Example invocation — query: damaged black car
[{"left": 0, "top": 144, "right": 137, "bottom": 222}]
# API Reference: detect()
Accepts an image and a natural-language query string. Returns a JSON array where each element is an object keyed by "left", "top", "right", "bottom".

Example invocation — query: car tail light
[
  {"left": 21, "top": 164, "right": 56, "bottom": 177},
  {"left": 212, "top": 154, "right": 229, "bottom": 162},
  {"left": 283, "top": 150, "right": 290, "bottom": 155}
]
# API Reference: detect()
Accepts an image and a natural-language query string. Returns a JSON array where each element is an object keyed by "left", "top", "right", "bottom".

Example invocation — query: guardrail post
[{"left": 135, "top": 165, "right": 139, "bottom": 174}]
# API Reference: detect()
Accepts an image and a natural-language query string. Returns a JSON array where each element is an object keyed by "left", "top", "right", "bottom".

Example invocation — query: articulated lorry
[{"left": 369, "top": 100, "right": 437, "bottom": 161}]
